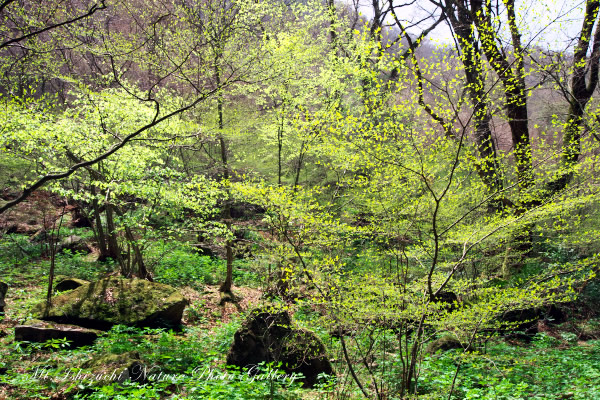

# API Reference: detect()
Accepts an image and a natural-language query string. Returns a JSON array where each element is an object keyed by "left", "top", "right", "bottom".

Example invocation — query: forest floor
[{"left": 1, "top": 194, "right": 600, "bottom": 399}]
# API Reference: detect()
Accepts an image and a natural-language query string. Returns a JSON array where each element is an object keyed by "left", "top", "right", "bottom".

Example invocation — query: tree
[
  {"left": 550, "top": 0, "right": 600, "bottom": 186},
  {"left": 0, "top": 0, "right": 272, "bottom": 285},
  {"left": 0, "top": 0, "right": 106, "bottom": 50},
  {"left": 431, "top": 0, "right": 600, "bottom": 201},
  {"left": 233, "top": 19, "right": 600, "bottom": 396}
]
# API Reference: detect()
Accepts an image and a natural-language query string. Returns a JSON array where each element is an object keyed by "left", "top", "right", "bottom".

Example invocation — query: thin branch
[
  {"left": 0, "top": 1, "right": 107, "bottom": 50},
  {"left": 0, "top": 89, "right": 217, "bottom": 215},
  {"left": 0, "top": 0, "right": 16, "bottom": 14}
]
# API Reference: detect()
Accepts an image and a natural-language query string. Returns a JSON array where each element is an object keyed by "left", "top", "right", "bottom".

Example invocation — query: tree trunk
[
  {"left": 445, "top": 4, "right": 504, "bottom": 194},
  {"left": 216, "top": 63, "right": 234, "bottom": 295},
  {"left": 560, "top": 0, "right": 600, "bottom": 176},
  {"left": 113, "top": 205, "right": 152, "bottom": 281},
  {"left": 105, "top": 202, "right": 126, "bottom": 274},
  {"left": 469, "top": 0, "right": 533, "bottom": 190}
]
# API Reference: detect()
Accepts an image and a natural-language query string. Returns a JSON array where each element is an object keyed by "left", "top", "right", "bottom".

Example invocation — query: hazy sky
[{"left": 354, "top": 0, "right": 588, "bottom": 51}]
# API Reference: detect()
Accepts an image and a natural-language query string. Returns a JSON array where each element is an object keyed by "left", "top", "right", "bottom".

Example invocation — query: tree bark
[
  {"left": 216, "top": 63, "right": 234, "bottom": 294},
  {"left": 562, "top": 0, "right": 600, "bottom": 168},
  {"left": 445, "top": 2, "right": 504, "bottom": 194},
  {"left": 470, "top": 0, "right": 533, "bottom": 189}
]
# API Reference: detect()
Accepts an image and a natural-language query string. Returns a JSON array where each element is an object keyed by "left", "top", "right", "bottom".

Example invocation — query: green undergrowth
[
  {"left": 0, "top": 234, "right": 43, "bottom": 271},
  {"left": 0, "top": 234, "right": 261, "bottom": 292},
  {"left": 150, "top": 246, "right": 223, "bottom": 289},
  {"left": 4, "top": 235, "right": 600, "bottom": 399},
  {"left": 0, "top": 233, "right": 106, "bottom": 284},
  {"left": 418, "top": 334, "right": 600, "bottom": 400},
  {"left": 149, "top": 242, "right": 261, "bottom": 289},
  {"left": 5, "top": 322, "right": 598, "bottom": 399},
  {"left": 1, "top": 319, "right": 305, "bottom": 399}
]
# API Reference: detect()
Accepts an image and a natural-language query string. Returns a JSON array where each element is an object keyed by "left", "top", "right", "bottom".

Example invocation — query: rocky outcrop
[
  {"left": 65, "top": 204, "right": 92, "bottom": 228},
  {"left": 14, "top": 319, "right": 100, "bottom": 349},
  {"left": 227, "top": 308, "right": 333, "bottom": 388},
  {"left": 34, "top": 277, "right": 188, "bottom": 330},
  {"left": 229, "top": 202, "right": 265, "bottom": 219},
  {"left": 497, "top": 305, "right": 567, "bottom": 336}
]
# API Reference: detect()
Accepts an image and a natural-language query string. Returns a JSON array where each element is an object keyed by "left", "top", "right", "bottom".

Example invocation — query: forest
[{"left": 0, "top": 0, "right": 599, "bottom": 399}]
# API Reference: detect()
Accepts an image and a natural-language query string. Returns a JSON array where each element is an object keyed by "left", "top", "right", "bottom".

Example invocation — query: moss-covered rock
[
  {"left": 54, "top": 276, "right": 89, "bottom": 293},
  {"left": 425, "top": 335, "right": 463, "bottom": 354},
  {"left": 81, "top": 351, "right": 146, "bottom": 384},
  {"left": 33, "top": 277, "right": 188, "bottom": 330},
  {"left": 58, "top": 235, "right": 90, "bottom": 254},
  {"left": 227, "top": 307, "right": 333, "bottom": 388}
]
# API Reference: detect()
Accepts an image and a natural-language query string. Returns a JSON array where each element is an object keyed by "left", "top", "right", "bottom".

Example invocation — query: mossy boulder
[
  {"left": 425, "top": 335, "right": 463, "bottom": 354},
  {"left": 54, "top": 276, "right": 89, "bottom": 293},
  {"left": 33, "top": 277, "right": 188, "bottom": 330},
  {"left": 81, "top": 351, "right": 146, "bottom": 384},
  {"left": 59, "top": 235, "right": 91, "bottom": 254},
  {"left": 227, "top": 307, "right": 333, "bottom": 388}
]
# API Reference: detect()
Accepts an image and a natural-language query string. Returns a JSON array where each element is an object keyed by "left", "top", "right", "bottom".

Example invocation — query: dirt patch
[
  {"left": 181, "top": 285, "right": 263, "bottom": 328},
  {"left": 0, "top": 190, "right": 64, "bottom": 235}
]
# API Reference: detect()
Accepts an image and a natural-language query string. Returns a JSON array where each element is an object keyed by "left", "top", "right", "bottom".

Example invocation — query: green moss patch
[{"left": 33, "top": 277, "right": 188, "bottom": 330}]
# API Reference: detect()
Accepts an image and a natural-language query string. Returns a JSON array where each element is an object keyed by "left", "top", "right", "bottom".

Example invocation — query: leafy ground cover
[
  {"left": 419, "top": 335, "right": 600, "bottom": 400},
  {"left": 1, "top": 230, "right": 600, "bottom": 400}
]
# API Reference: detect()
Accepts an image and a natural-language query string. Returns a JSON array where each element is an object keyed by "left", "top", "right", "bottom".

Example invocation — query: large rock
[
  {"left": 4, "top": 223, "right": 41, "bottom": 235},
  {"left": 0, "top": 281, "right": 7, "bottom": 314},
  {"left": 425, "top": 335, "right": 464, "bottom": 354},
  {"left": 33, "top": 277, "right": 188, "bottom": 330},
  {"left": 229, "top": 201, "right": 265, "bottom": 219},
  {"left": 227, "top": 308, "right": 333, "bottom": 388},
  {"left": 15, "top": 319, "right": 100, "bottom": 349},
  {"left": 54, "top": 276, "right": 89, "bottom": 292},
  {"left": 497, "top": 305, "right": 566, "bottom": 335},
  {"left": 59, "top": 235, "right": 91, "bottom": 254}
]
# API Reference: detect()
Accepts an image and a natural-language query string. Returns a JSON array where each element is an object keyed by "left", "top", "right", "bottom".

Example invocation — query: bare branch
[{"left": 0, "top": 1, "right": 107, "bottom": 50}]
